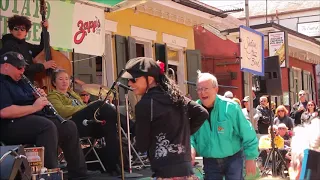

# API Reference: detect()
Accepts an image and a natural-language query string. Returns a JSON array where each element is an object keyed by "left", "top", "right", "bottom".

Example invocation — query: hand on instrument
[
  {"left": 191, "top": 147, "right": 196, "bottom": 166},
  {"left": 43, "top": 60, "right": 57, "bottom": 69},
  {"left": 35, "top": 88, "right": 47, "bottom": 97},
  {"left": 33, "top": 97, "right": 49, "bottom": 111},
  {"left": 42, "top": 20, "right": 49, "bottom": 29}
]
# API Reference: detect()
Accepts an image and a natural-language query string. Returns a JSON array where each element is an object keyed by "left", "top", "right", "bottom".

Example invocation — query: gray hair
[{"left": 196, "top": 70, "right": 219, "bottom": 87}]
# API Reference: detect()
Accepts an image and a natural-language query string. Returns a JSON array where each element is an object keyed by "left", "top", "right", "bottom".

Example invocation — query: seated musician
[
  {"left": 0, "top": 15, "right": 56, "bottom": 82},
  {"left": 79, "top": 90, "right": 91, "bottom": 104},
  {"left": 47, "top": 69, "right": 120, "bottom": 176},
  {"left": 0, "top": 52, "right": 97, "bottom": 179}
]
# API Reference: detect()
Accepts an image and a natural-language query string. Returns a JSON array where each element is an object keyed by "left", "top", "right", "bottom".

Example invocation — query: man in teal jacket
[{"left": 191, "top": 71, "right": 258, "bottom": 180}]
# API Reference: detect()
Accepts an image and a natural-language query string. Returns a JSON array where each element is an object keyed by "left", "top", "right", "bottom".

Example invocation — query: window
[{"left": 167, "top": 47, "right": 185, "bottom": 94}]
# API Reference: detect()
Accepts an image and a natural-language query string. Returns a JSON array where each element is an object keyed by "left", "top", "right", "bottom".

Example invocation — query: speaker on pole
[
  {"left": 0, "top": 145, "right": 31, "bottom": 180},
  {"left": 253, "top": 56, "right": 283, "bottom": 96}
]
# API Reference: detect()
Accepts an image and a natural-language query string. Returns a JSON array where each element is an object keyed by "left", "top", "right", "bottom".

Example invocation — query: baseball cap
[
  {"left": 278, "top": 123, "right": 288, "bottom": 129},
  {"left": 121, "top": 57, "right": 161, "bottom": 79},
  {"left": 242, "top": 96, "right": 250, "bottom": 102},
  {"left": 224, "top": 91, "right": 233, "bottom": 98},
  {"left": 0, "top": 51, "right": 28, "bottom": 68}
]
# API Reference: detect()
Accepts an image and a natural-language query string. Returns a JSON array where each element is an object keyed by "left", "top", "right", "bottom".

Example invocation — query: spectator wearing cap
[
  {"left": 274, "top": 105, "right": 294, "bottom": 130},
  {"left": 277, "top": 123, "right": 291, "bottom": 147},
  {"left": 224, "top": 91, "right": 233, "bottom": 99},
  {"left": 121, "top": 57, "right": 209, "bottom": 179},
  {"left": 242, "top": 96, "right": 259, "bottom": 132}
]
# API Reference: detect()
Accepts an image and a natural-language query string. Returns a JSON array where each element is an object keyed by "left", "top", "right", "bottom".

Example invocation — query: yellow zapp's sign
[{"left": 268, "top": 31, "right": 286, "bottom": 67}]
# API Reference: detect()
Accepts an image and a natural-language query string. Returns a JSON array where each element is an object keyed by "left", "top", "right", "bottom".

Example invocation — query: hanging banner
[
  {"left": 0, "top": 0, "right": 74, "bottom": 51},
  {"left": 72, "top": 3, "right": 105, "bottom": 56},
  {"left": 239, "top": 25, "right": 265, "bottom": 76},
  {"left": 268, "top": 31, "right": 286, "bottom": 67}
]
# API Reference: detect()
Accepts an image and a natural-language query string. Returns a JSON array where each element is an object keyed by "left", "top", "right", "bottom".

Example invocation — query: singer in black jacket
[
  {"left": 121, "top": 57, "right": 209, "bottom": 179},
  {"left": 47, "top": 69, "right": 121, "bottom": 176},
  {"left": 0, "top": 52, "right": 95, "bottom": 179}
]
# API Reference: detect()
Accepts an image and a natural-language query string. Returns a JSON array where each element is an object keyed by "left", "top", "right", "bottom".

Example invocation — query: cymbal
[{"left": 81, "top": 84, "right": 113, "bottom": 98}]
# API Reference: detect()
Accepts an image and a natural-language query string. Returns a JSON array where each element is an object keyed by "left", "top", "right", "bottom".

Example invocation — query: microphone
[
  {"left": 82, "top": 119, "right": 106, "bottom": 126},
  {"left": 116, "top": 82, "right": 133, "bottom": 91},
  {"left": 185, "top": 81, "right": 196, "bottom": 86}
]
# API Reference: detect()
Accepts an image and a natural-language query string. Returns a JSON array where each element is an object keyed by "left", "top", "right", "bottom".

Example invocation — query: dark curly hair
[
  {"left": 157, "top": 73, "right": 186, "bottom": 107},
  {"left": 8, "top": 15, "right": 32, "bottom": 32}
]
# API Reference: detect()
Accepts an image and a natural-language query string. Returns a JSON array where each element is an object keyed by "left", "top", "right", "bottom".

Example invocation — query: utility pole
[{"left": 245, "top": 0, "right": 255, "bottom": 128}]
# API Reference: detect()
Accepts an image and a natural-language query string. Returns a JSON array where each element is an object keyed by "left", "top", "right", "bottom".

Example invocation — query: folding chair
[{"left": 80, "top": 137, "right": 106, "bottom": 172}]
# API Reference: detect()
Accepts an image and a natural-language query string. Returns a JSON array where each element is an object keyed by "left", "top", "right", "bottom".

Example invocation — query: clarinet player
[{"left": 0, "top": 52, "right": 98, "bottom": 179}]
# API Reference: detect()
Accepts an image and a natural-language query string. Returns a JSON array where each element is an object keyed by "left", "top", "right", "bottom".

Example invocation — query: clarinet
[{"left": 21, "top": 75, "right": 67, "bottom": 124}]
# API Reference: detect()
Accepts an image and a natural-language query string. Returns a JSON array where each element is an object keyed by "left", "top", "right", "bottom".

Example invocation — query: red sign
[{"left": 74, "top": 17, "right": 101, "bottom": 44}]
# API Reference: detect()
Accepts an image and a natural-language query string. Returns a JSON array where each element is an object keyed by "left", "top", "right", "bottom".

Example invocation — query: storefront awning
[{"left": 91, "top": 0, "right": 125, "bottom": 6}]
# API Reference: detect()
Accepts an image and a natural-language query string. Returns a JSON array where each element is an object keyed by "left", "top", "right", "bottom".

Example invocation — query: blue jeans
[{"left": 203, "top": 150, "right": 244, "bottom": 180}]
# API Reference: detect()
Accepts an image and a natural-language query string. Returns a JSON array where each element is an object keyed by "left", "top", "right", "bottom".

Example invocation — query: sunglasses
[
  {"left": 128, "top": 78, "right": 138, "bottom": 83},
  {"left": 80, "top": 94, "right": 89, "bottom": 96},
  {"left": 299, "top": 93, "right": 305, "bottom": 96},
  {"left": 13, "top": 26, "right": 26, "bottom": 31},
  {"left": 16, "top": 66, "right": 25, "bottom": 70}
]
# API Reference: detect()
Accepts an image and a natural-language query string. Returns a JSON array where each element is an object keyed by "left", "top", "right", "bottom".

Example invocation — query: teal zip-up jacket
[{"left": 190, "top": 95, "right": 259, "bottom": 160}]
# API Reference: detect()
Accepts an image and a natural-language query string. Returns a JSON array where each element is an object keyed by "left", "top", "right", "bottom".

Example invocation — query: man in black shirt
[{"left": 0, "top": 52, "right": 95, "bottom": 179}]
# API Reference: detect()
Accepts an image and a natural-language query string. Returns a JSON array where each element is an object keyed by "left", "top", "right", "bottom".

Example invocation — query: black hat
[
  {"left": 121, "top": 57, "right": 161, "bottom": 79},
  {"left": 0, "top": 51, "right": 28, "bottom": 68}
]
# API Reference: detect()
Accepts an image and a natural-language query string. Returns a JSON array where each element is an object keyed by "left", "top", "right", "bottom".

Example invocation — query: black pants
[
  {"left": 71, "top": 101, "right": 121, "bottom": 172},
  {"left": 0, "top": 115, "right": 87, "bottom": 177},
  {"left": 258, "top": 121, "right": 269, "bottom": 134}
]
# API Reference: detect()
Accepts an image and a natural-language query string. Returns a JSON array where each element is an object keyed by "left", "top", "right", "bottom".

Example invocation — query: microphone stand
[
  {"left": 95, "top": 69, "right": 126, "bottom": 180},
  {"left": 124, "top": 88, "right": 132, "bottom": 173}
]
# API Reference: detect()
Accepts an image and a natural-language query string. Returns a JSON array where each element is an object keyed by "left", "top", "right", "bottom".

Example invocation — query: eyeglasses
[
  {"left": 80, "top": 94, "right": 89, "bottom": 96},
  {"left": 13, "top": 26, "right": 26, "bottom": 31},
  {"left": 196, "top": 87, "right": 214, "bottom": 93}
]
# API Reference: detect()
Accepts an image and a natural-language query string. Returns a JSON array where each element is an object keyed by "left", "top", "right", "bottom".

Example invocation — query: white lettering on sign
[{"left": 298, "top": 22, "right": 320, "bottom": 37}]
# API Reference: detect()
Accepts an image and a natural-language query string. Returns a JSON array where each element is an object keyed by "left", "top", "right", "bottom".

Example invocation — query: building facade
[{"left": 195, "top": 23, "right": 319, "bottom": 108}]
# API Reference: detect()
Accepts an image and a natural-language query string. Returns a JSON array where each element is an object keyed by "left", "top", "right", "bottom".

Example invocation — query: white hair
[
  {"left": 196, "top": 70, "right": 218, "bottom": 87},
  {"left": 290, "top": 117, "right": 320, "bottom": 172}
]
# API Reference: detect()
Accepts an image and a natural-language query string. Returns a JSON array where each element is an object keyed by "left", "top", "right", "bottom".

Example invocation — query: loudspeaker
[
  {"left": 0, "top": 145, "right": 31, "bottom": 180},
  {"left": 253, "top": 56, "right": 283, "bottom": 96}
]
